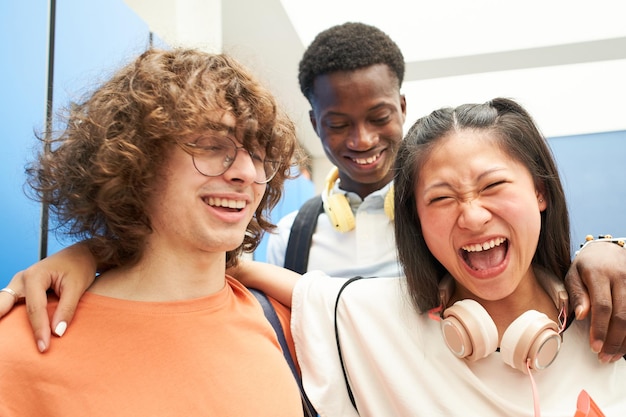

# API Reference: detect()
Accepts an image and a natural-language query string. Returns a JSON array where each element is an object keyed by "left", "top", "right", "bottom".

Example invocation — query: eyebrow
[
  {"left": 217, "top": 127, "right": 237, "bottom": 137},
  {"left": 203, "top": 121, "right": 236, "bottom": 135},
  {"left": 322, "top": 102, "right": 395, "bottom": 118}
]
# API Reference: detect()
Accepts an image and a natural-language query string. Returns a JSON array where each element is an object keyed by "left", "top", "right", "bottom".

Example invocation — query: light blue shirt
[{"left": 266, "top": 181, "right": 401, "bottom": 278}]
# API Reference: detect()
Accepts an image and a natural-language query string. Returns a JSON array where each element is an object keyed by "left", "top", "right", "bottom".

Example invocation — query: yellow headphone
[{"left": 321, "top": 167, "right": 394, "bottom": 233}]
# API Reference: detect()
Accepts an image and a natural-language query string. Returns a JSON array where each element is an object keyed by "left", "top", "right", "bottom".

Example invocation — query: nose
[
  {"left": 347, "top": 124, "right": 377, "bottom": 150},
  {"left": 224, "top": 147, "right": 258, "bottom": 184},
  {"left": 457, "top": 200, "right": 491, "bottom": 230}
]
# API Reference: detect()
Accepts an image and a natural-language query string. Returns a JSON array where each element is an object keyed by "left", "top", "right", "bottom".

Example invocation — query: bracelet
[{"left": 575, "top": 234, "right": 626, "bottom": 256}]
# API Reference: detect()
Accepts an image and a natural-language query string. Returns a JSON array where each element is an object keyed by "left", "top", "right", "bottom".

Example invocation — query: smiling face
[
  {"left": 146, "top": 113, "right": 266, "bottom": 260},
  {"left": 415, "top": 129, "right": 547, "bottom": 302},
  {"left": 308, "top": 64, "right": 406, "bottom": 198}
]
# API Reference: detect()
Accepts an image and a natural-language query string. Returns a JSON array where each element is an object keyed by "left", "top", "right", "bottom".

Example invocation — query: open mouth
[
  {"left": 460, "top": 237, "right": 508, "bottom": 271},
  {"left": 351, "top": 151, "right": 383, "bottom": 165},
  {"left": 203, "top": 197, "right": 245, "bottom": 212}
]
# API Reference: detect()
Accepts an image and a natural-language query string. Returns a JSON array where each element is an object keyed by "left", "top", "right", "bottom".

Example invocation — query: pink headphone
[{"left": 436, "top": 268, "right": 568, "bottom": 374}]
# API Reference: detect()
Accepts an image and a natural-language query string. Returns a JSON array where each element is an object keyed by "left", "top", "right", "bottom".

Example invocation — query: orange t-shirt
[{"left": 0, "top": 277, "right": 302, "bottom": 417}]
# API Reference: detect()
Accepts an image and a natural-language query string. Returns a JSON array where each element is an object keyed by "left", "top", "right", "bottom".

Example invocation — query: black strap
[
  {"left": 250, "top": 288, "right": 317, "bottom": 417},
  {"left": 283, "top": 196, "right": 324, "bottom": 274},
  {"left": 334, "top": 276, "right": 364, "bottom": 413}
]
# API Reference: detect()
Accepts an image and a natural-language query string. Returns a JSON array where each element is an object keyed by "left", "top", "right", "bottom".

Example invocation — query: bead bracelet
[{"left": 575, "top": 234, "right": 626, "bottom": 256}]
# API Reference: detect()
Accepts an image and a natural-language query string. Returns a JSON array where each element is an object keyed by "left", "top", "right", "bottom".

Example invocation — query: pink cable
[
  {"left": 526, "top": 359, "right": 542, "bottom": 417},
  {"left": 428, "top": 305, "right": 443, "bottom": 321}
]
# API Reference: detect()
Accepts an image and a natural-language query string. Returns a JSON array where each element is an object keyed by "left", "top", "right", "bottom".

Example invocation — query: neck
[
  {"left": 452, "top": 269, "right": 560, "bottom": 342},
  {"left": 338, "top": 174, "right": 394, "bottom": 200},
  {"left": 88, "top": 243, "right": 227, "bottom": 302},
  {"left": 482, "top": 285, "right": 558, "bottom": 338}
]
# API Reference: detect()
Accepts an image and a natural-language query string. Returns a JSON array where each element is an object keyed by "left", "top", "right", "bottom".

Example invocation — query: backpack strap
[
  {"left": 250, "top": 288, "right": 317, "bottom": 417},
  {"left": 334, "top": 276, "right": 365, "bottom": 412},
  {"left": 283, "top": 195, "right": 324, "bottom": 274}
]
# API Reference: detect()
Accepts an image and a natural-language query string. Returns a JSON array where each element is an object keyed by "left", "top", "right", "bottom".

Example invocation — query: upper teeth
[
  {"left": 206, "top": 197, "right": 245, "bottom": 209},
  {"left": 462, "top": 237, "right": 506, "bottom": 252},
  {"left": 353, "top": 154, "right": 380, "bottom": 165}
]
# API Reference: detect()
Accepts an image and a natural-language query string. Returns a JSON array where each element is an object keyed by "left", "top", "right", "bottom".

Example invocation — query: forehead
[
  {"left": 418, "top": 130, "right": 512, "bottom": 176},
  {"left": 186, "top": 111, "right": 238, "bottom": 139},
  {"left": 310, "top": 64, "right": 400, "bottom": 112},
  {"left": 203, "top": 111, "right": 236, "bottom": 130}
]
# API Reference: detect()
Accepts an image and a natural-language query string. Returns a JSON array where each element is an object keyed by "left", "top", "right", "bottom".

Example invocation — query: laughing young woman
[{"left": 242, "top": 98, "right": 626, "bottom": 416}]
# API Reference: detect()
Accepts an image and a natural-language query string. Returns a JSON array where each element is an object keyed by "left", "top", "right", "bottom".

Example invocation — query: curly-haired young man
[{"left": 0, "top": 48, "right": 305, "bottom": 417}]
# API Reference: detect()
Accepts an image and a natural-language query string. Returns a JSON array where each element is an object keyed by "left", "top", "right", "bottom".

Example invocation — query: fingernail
[
  {"left": 599, "top": 353, "right": 612, "bottom": 363},
  {"left": 54, "top": 321, "right": 67, "bottom": 337},
  {"left": 591, "top": 340, "right": 603, "bottom": 354},
  {"left": 575, "top": 305, "right": 584, "bottom": 320},
  {"left": 37, "top": 340, "right": 47, "bottom": 353}
]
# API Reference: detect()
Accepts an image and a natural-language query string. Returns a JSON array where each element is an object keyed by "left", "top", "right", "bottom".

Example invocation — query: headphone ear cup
[
  {"left": 325, "top": 193, "right": 355, "bottom": 232},
  {"left": 442, "top": 299, "right": 498, "bottom": 361},
  {"left": 384, "top": 185, "right": 394, "bottom": 221},
  {"left": 500, "top": 310, "right": 561, "bottom": 373}
]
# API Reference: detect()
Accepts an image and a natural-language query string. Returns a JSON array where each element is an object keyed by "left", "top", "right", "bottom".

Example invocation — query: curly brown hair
[{"left": 27, "top": 48, "right": 301, "bottom": 269}]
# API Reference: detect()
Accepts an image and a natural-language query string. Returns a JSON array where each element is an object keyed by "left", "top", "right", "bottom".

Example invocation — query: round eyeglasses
[{"left": 183, "top": 135, "right": 280, "bottom": 184}]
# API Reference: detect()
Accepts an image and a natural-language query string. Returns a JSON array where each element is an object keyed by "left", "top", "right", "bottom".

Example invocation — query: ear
[
  {"left": 400, "top": 94, "right": 407, "bottom": 123},
  {"left": 536, "top": 183, "right": 547, "bottom": 212},
  {"left": 309, "top": 110, "right": 318, "bottom": 134}
]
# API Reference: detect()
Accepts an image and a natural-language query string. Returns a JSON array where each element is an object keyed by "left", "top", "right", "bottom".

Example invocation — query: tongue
[{"left": 466, "top": 244, "right": 506, "bottom": 270}]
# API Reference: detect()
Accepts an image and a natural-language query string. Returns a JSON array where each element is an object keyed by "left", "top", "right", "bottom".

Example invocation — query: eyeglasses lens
[{"left": 190, "top": 135, "right": 278, "bottom": 184}]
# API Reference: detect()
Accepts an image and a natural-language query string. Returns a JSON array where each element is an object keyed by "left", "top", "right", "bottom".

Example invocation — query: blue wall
[
  {"left": 0, "top": 0, "right": 152, "bottom": 286},
  {"left": 254, "top": 168, "right": 315, "bottom": 262},
  {"left": 548, "top": 130, "right": 626, "bottom": 250},
  {"left": 1, "top": 1, "right": 48, "bottom": 286}
]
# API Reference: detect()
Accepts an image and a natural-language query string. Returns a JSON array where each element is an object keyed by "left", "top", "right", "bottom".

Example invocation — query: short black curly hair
[{"left": 298, "top": 22, "right": 405, "bottom": 102}]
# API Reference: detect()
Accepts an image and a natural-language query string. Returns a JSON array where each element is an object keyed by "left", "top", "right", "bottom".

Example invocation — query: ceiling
[{"left": 281, "top": 0, "right": 626, "bottom": 62}]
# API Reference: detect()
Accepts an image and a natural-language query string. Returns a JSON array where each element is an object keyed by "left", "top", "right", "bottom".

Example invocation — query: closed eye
[
  {"left": 199, "top": 143, "right": 227, "bottom": 153},
  {"left": 371, "top": 115, "right": 391, "bottom": 125},
  {"left": 429, "top": 195, "right": 453, "bottom": 204},
  {"left": 249, "top": 151, "right": 265, "bottom": 163},
  {"left": 483, "top": 181, "right": 507, "bottom": 192},
  {"left": 327, "top": 122, "right": 349, "bottom": 131}
]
